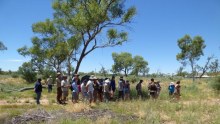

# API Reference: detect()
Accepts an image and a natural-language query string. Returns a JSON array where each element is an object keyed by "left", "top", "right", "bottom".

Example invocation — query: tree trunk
[
  {"left": 124, "top": 68, "right": 128, "bottom": 77},
  {"left": 74, "top": 40, "right": 92, "bottom": 74},
  {"left": 74, "top": 55, "right": 84, "bottom": 74},
  {"left": 67, "top": 57, "right": 71, "bottom": 77},
  {"left": 191, "top": 63, "right": 195, "bottom": 82}
]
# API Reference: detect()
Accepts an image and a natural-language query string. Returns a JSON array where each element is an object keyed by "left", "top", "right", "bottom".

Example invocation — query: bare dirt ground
[{"left": 10, "top": 108, "right": 138, "bottom": 124}]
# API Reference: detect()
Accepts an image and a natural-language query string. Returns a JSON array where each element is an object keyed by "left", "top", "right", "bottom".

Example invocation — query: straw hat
[
  {"left": 105, "top": 79, "right": 110, "bottom": 83},
  {"left": 170, "top": 82, "right": 174, "bottom": 85}
]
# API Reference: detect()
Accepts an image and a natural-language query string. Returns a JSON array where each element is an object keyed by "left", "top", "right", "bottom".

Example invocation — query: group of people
[
  {"left": 34, "top": 72, "right": 181, "bottom": 105},
  {"left": 168, "top": 81, "right": 181, "bottom": 100},
  {"left": 55, "top": 72, "right": 120, "bottom": 104}
]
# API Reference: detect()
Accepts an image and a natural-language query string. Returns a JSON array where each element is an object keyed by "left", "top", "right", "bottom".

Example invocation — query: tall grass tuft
[{"left": 210, "top": 76, "right": 220, "bottom": 92}]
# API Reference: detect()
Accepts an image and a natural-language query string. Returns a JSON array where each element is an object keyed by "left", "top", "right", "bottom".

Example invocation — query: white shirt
[
  {"left": 81, "top": 83, "right": 87, "bottom": 93},
  {"left": 86, "top": 80, "right": 94, "bottom": 92},
  {"left": 104, "top": 83, "right": 109, "bottom": 93},
  {"left": 47, "top": 78, "right": 53, "bottom": 85},
  {"left": 61, "top": 80, "right": 68, "bottom": 92}
]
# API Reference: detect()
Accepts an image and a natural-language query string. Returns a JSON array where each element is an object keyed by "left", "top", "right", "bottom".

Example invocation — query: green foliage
[
  {"left": 0, "top": 41, "right": 7, "bottom": 51},
  {"left": 112, "top": 52, "right": 149, "bottom": 76},
  {"left": 112, "top": 52, "right": 133, "bottom": 76},
  {"left": 209, "top": 59, "right": 219, "bottom": 74},
  {"left": 127, "top": 75, "right": 140, "bottom": 84},
  {"left": 176, "top": 67, "right": 188, "bottom": 77},
  {"left": 18, "top": 62, "right": 37, "bottom": 83},
  {"left": 18, "top": 0, "right": 136, "bottom": 74},
  {"left": 211, "top": 76, "right": 220, "bottom": 92},
  {"left": 99, "top": 66, "right": 108, "bottom": 77},
  {"left": 11, "top": 73, "right": 19, "bottom": 78},
  {"left": 131, "top": 55, "right": 148, "bottom": 76},
  {"left": 176, "top": 35, "right": 206, "bottom": 81},
  {"left": 51, "top": 0, "right": 136, "bottom": 73},
  {"left": 18, "top": 19, "right": 81, "bottom": 72},
  {"left": 41, "top": 67, "right": 56, "bottom": 80}
]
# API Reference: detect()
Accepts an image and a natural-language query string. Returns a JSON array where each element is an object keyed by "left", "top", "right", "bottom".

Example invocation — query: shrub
[
  {"left": 127, "top": 75, "right": 140, "bottom": 83},
  {"left": 11, "top": 73, "right": 19, "bottom": 78},
  {"left": 18, "top": 62, "right": 37, "bottom": 83},
  {"left": 211, "top": 76, "right": 220, "bottom": 92}
]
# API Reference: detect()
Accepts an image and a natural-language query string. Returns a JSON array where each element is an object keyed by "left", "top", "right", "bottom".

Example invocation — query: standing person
[
  {"left": 86, "top": 76, "right": 94, "bottom": 104},
  {"left": 56, "top": 72, "right": 62, "bottom": 104},
  {"left": 93, "top": 77, "right": 99, "bottom": 103},
  {"left": 174, "top": 81, "right": 181, "bottom": 100},
  {"left": 81, "top": 80, "right": 88, "bottom": 102},
  {"left": 168, "top": 82, "right": 175, "bottom": 97},
  {"left": 72, "top": 74, "right": 81, "bottom": 99},
  {"left": 110, "top": 76, "right": 116, "bottom": 100},
  {"left": 103, "top": 79, "right": 110, "bottom": 102},
  {"left": 97, "top": 78, "right": 104, "bottom": 102},
  {"left": 155, "top": 81, "right": 161, "bottom": 98},
  {"left": 148, "top": 78, "right": 157, "bottom": 99},
  {"left": 61, "top": 75, "right": 69, "bottom": 103},
  {"left": 71, "top": 79, "right": 79, "bottom": 103},
  {"left": 118, "top": 76, "right": 125, "bottom": 100},
  {"left": 46, "top": 75, "right": 53, "bottom": 93},
  {"left": 136, "top": 80, "right": 143, "bottom": 99},
  {"left": 124, "top": 80, "right": 130, "bottom": 100},
  {"left": 34, "top": 78, "right": 42, "bottom": 105}
]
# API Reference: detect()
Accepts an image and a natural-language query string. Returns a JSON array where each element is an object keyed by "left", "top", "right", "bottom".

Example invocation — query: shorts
[
  {"left": 82, "top": 92, "right": 88, "bottom": 98},
  {"left": 72, "top": 92, "right": 78, "bottom": 100},
  {"left": 88, "top": 91, "right": 93, "bottom": 100},
  {"left": 62, "top": 91, "right": 68, "bottom": 97},
  {"left": 169, "top": 91, "right": 174, "bottom": 96},
  {"left": 124, "top": 88, "right": 129, "bottom": 94}
]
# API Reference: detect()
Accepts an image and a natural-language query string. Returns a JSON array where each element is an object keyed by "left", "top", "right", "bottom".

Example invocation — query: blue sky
[{"left": 0, "top": 0, "right": 220, "bottom": 74}]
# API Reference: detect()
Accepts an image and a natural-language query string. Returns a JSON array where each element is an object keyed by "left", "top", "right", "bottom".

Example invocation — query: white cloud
[
  {"left": 7, "top": 59, "right": 24, "bottom": 62},
  {"left": 0, "top": 59, "right": 24, "bottom": 62}
]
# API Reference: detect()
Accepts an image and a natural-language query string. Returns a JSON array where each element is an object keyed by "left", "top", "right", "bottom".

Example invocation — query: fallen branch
[{"left": 3, "top": 85, "right": 47, "bottom": 92}]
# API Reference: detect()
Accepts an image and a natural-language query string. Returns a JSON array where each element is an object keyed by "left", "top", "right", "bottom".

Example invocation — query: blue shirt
[
  {"left": 168, "top": 85, "right": 175, "bottom": 93},
  {"left": 71, "top": 82, "right": 78, "bottom": 93},
  {"left": 34, "top": 81, "right": 42, "bottom": 93},
  {"left": 110, "top": 80, "right": 116, "bottom": 90}
]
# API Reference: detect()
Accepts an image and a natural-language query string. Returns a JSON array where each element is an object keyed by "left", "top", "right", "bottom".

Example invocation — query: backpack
[{"left": 149, "top": 83, "right": 157, "bottom": 91}]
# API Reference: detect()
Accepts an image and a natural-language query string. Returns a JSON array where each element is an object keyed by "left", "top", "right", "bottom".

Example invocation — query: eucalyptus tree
[
  {"left": 176, "top": 35, "right": 206, "bottom": 81},
  {"left": 112, "top": 52, "right": 133, "bottom": 76},
  {"left": 18, "top": 0, "right": 136, "bottom": 76},
  {"left": 52, "top": 0, "right": 136, "bottom": 74}
]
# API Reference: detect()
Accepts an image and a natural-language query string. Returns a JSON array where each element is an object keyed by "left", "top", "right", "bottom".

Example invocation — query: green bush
[
  {"left": 11, "top": 73, "right": 19, "bottom": 78},
  {"left": 127, "top": 75, "right": 140, "bottom": 83},
  {"left": 18, "top": 62, "right": 37, "bottom": 83},
  {"left": 211, "top": 76, "right": 220, "bottom": 92}
]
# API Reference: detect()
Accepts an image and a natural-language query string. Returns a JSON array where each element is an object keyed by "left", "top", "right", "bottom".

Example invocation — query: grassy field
[{"left": 0, "top": 75, "right": 220, "bottom": 124}]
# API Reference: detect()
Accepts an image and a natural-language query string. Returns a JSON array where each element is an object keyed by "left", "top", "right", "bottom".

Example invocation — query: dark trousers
[
  {"left": 118, "top": 91, "right": 124, "bottom": 100},
  {"left": 57, "top": 87, "right": 62, "bottom": 103},
  {"left": 48, "top": 85, "right": 52, "bottom": 93},
  {"left": 36, "top": 92, "right": 41, "bottom": 104},
  {"left": 104, "top": 92, "right": 110, "bottom": 102},
  {"left": 137, "top": 90, "right": 143, "bottom": 98}
]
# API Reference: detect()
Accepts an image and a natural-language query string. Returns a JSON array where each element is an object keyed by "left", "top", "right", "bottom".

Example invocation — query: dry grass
[
  {"left": 1, "top": 75, "right": 220, "bottom": 123},
  {"left": 64, "top": 102, "right": 90, "bottom": 113}
]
